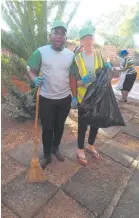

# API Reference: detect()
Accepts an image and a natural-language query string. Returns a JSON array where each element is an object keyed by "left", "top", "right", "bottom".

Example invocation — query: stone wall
[{"left": 101, "top": 46, "right": 135, "bottom": 65}]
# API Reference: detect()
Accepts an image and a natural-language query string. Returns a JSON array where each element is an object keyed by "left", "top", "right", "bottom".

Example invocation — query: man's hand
[
  {"left": 81, "top": 73, "right": 95, "bottom": 85},
  {"left": 71, "top": 97, "right": 78, "bottom": 109},
  {"left": 34, "top": 76, "right": 44, "bottom": 87}
]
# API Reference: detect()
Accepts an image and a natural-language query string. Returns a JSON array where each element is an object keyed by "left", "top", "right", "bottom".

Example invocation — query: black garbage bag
[{"left": 79, "top": 67, "right": 125, "bottom": 128}]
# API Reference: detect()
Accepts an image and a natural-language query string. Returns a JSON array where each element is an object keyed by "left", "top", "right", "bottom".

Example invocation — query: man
[
  {"left": 27, "top": 20, "right": 78, "bottom": 167},
  {"left": 115, "top": 49, "right": 137, "bottom": 102},
  {"left": 74, "top": 27, "right": 111, "bottom": 166}
]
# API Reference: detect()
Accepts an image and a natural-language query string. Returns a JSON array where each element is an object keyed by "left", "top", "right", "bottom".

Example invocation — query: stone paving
[
  {"left": 112, "top": 165, "right": 139, "bottom": 218},
  {"left": 1, "top": 97, "right": 139, "bottom": 218}
]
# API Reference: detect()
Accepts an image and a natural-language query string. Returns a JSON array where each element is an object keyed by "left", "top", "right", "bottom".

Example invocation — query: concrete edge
[{"left": 99, "top": 158, "right": 139, "bottom": 218}]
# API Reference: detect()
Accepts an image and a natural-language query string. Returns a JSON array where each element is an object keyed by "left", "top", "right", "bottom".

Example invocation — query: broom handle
[
  {"left": 34, "top": 72, "right": 43, "bottom": 156},
  {"left": 34, "top": 87, "right": 40, "bottom": 155}
]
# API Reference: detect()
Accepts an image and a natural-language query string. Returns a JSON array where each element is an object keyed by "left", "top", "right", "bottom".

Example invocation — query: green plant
[
  {"left": 1, "top": 54, "right": 36, "bottom": 121},
  {"left": 1, "top": 55, "right": 27, "bottom": 86},
  {"left": 119, "top": 2, "right": 139, "bottom": 37},
  {"left": 4, "top": 88, "right": 36, "bottom": 121},
  {"left": 1, "top": 0, "right": 80, "bottom": 60}
]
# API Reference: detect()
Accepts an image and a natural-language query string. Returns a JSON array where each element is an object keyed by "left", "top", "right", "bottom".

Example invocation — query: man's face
[
  {"left": 50, "top": 27, "right": 67, "bottom": 50},
  {"left": 80, "top": 35, "right": 93, "bottom": 51}
]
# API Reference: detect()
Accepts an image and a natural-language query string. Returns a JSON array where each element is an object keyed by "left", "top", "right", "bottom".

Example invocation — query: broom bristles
[{"left": 25, "top": 156, "right": 47, "bottom": 183}]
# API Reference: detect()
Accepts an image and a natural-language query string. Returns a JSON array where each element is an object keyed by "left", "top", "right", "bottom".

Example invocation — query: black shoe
[
  {"left": 40, "top": 154, "right": 52, "bottom": 169},
  {"left": 52, "top": 148, "right": 65, "bottom": 162}
]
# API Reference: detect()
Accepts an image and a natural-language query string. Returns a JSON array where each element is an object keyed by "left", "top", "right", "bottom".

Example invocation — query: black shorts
[{"left": 122, "top": 73, "right": 137, "bottom": 92}]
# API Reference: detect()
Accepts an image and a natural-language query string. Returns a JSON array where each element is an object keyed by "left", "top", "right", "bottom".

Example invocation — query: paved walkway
[{"left": 1, "top": 96, "right": 139, "bottom": 218}]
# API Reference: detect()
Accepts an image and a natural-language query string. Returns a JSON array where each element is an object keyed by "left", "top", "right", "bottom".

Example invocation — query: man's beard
[
  {"left": 54, "top": 46, "right": 63, "bottom": 51},
  {"left": 51, "top": 42, "right": 64, "bottom": 51}
]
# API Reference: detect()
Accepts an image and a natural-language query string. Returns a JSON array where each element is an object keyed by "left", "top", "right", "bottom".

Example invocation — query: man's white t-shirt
[{"left": 27, "top": 45, "right": 75, "bottom": 99}]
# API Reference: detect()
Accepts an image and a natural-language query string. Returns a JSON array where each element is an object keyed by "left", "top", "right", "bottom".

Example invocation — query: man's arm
[
  {"left": 70, "top": 56, "right": 81, "bottom": 108},
  {"left": 70, "top": 75, "right": 77, "bottom": 97},
  {"left": 70, "top": 57, "right": 81, "bottom": 97},
  {"left": 27, "top": 49, "right": 42, "bottom": 84}
]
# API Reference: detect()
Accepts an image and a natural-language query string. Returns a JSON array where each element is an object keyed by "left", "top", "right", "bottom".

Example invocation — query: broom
[{"left": 25, "top": 82, "right": 47, "bottom": 183}]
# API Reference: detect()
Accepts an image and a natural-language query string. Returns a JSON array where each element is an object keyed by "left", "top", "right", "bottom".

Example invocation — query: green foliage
[
  {"left": 1, "top": 55, "right": 27, "bottom": 85},
  {"left": 119, "top": 2, "right": 139, "bottom": 37},
  {"left": 4, "top": 87, "right": 36, "bottom": 121},
  {"left": 104, "top": 35, "right": 134, "bottom": 49},
  {"left": 66, "top": 1, "right": 80, "bottom": 27},
  {"left": 1, "top": 0, "right": 80, "bottom": 60},
  {"left": 97, "top": 3, "right": 139, "bottom": 48},
  {"left": 1, "top": 54, "right": 36, "bottom": 121},
  {"left": 82, "top": 20, "right": 95, "bottom": 33},
  {"left": 96, "top": 5, "right": 129, "bottom": 36},
  {"left": 68, "top": 19, "right": 95, "bottom": 40},
  {"left": 67, "top": 26, "right": 79, "bottom": 40}
]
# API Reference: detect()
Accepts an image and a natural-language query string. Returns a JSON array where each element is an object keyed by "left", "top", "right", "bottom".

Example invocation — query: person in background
[
  {"left": 115, "top": 50, "right": 137, "bottom": 102},
  {"left": 27, "top": 20, "right": 77, "bottom": 168},
  {"left": 73, "top": 27, "right": 112, "bottom": 166},
  {"left": 68, "top": 41, "right": 76, "bottom": 52}
]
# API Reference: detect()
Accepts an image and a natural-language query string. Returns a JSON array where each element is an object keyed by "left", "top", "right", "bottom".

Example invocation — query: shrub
[{"left": 1, "top": 54, "right": 36, "bottom": 121}]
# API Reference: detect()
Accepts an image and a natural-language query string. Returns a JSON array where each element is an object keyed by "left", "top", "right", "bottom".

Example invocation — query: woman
[
  {"left": 73, "top": 27, "right": 111, "bottom": 166},
  {"left": 116, "top": 50, "right": 137, "bottom": 102}
]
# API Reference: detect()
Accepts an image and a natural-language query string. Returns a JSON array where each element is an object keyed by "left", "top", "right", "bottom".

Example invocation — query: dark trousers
[
  {"left": 39, "top": 95, "right": 71, "bottom": 155},
  {"left": 78, "top": 109, "right": 98, "bottom": 149}
]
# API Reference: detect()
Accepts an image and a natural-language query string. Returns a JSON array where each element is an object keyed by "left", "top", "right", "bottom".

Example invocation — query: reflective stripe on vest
[
  {"left": 75, "top": 50, "right": 103, "bottom": 103},
  {"left": 124, "top": 57, "right": 134, "bottom": 69}
]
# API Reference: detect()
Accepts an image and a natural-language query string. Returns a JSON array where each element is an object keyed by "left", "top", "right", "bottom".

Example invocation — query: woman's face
[{"left": 80, "top": 35, "right": 93, "bottom": 51}]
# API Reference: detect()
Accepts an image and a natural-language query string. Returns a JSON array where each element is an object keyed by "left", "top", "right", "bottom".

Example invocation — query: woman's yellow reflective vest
[{"left": 75, "top": 50, "right": 104, "bottom": 103}]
